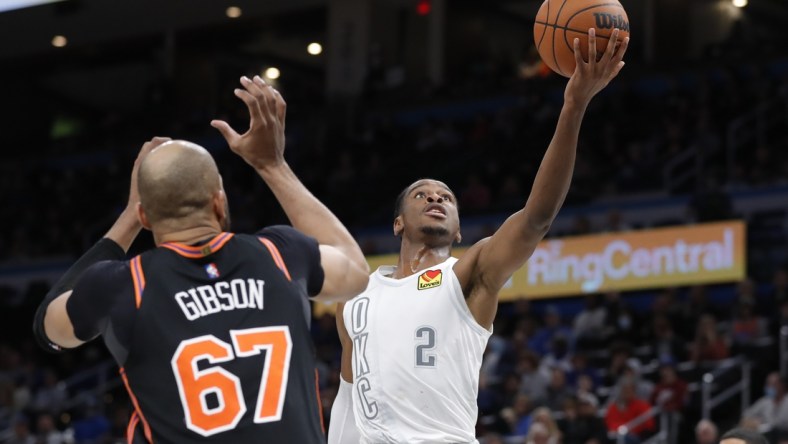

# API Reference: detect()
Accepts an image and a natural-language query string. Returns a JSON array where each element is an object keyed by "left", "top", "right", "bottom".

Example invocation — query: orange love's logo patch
[{"left": 418, "top": 269, "right": 443, "bottom": 290}]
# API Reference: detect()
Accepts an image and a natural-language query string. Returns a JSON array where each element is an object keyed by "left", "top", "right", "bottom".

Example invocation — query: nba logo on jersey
[
  {"left": 417, "top": 269, "right": 442, "bottom": 290},
  {"left": 205, "top": 263, "right": 220, "bottom": 279}
]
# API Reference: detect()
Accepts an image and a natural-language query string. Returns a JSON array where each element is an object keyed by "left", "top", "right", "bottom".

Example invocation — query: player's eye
[
  {"left": 414, "top": 191, "right": 425, "bottom": 198},
  {"left": 441, "top": 194, "right": 453, "bottom": 202}
]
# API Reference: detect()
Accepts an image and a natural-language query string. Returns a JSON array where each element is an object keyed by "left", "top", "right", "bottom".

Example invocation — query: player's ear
[
  {"left": 393, "top": 215, "right": 404, "bottom": 237},
  {"left": 137, "top": 202, "right": 152, "bottom": 231},
  {"left": 455, "top": 230, "right": 462, "bottom": 244}
]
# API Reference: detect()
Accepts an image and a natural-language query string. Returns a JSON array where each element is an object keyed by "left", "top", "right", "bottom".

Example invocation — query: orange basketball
[{"left": 534, "top": 0, "right": 630, "bottom": 77}]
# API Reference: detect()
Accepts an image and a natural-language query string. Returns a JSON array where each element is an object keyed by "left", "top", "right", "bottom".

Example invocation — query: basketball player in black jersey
[{"left": 33, "top": 76, "right": 369, "bottom": 443}]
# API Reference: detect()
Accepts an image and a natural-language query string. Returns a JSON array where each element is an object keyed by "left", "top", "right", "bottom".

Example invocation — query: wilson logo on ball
[{"left": 592, "top": 13, "right": 629, "bottom": 32}]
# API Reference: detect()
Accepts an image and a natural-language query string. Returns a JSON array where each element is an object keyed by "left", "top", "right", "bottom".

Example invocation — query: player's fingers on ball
[
  {"left": 588, "top": 28, "right": 597, "bottom": 64},
  {"left": 605, "top": 29, "right": 619, "bottom": 59},
  {"left": 573, "top": 38, "right": 583, "bottom": 66}
]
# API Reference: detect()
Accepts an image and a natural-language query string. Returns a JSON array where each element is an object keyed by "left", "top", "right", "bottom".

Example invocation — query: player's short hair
[
  {"left": 719, "top": 428, "right": 767, "bottom": 444},
  {"left": 393, "top": 179, "right": 457, "bottom": 218}
]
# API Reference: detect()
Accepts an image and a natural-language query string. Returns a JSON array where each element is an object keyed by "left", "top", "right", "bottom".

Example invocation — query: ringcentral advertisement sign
[
  {"left": 509, "top": 220, "right": 745, "bottom": 298},
  {"left": 314, "top": 221, "right": 745, "bottom": 314}
]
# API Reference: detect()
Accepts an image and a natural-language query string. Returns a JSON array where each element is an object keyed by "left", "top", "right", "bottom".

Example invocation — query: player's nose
[{"left": 426, "top": 192, "right": 443, "bottom": 203}]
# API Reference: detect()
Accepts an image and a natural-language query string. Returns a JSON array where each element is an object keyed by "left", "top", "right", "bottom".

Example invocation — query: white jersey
[{"left": 342, "top": 257, "right": 491, "bottom": 443}]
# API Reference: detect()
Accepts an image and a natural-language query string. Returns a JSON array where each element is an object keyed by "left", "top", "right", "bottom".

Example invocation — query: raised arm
[
  {"left": 211, "top": 76, "right": 369, "bottom": 303},
  {"left": 35, "top": 137, "right": 168, "bottom": 350},
  {"left": 455, "top": 29, "right": 629, "bottom": 328}
]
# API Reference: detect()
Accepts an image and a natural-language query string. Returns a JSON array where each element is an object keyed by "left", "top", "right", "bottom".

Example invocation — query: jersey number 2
[{"left": 171, "top": 326, "right": 292, "bottom": 436}]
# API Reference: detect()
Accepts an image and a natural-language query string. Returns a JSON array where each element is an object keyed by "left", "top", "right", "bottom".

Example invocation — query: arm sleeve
[
  {"left": 32, "top": 238, "right": 126, "bottom": 352},
  {"left": 257, "top": 225, "right": 324, "bottom": 296},
  {"left": 65, "top": 260, "right": 132, "bottom": 342}
]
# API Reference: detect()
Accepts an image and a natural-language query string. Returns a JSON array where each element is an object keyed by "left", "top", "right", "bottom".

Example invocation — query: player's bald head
[{"left": 138, "top": 140, "right": 223, "bottom": 225}]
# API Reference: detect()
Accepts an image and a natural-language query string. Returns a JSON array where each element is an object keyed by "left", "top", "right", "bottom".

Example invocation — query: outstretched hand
[
  {"left": 211, "top": 76, "right": 287, "bottom": 171},
  {"left": 565, "top": 28, "right": 629, "bottom": 105},
  {"left": 128, "top": 136, "right": 170, "bottom": 209}
]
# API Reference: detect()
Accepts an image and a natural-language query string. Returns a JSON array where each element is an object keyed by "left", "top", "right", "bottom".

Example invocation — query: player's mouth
[{"left": 424, "top": 203, "right": 447, "bottom": 219}]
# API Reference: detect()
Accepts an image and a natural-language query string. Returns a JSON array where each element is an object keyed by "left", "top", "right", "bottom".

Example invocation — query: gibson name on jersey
[{"left": 175, "top": 278, "right": 265, "bottom": 321}]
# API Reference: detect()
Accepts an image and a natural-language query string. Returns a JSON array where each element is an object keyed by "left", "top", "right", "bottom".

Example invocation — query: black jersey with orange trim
[{"left": 65, "top": 226, "right": 325, "bottom": 443}]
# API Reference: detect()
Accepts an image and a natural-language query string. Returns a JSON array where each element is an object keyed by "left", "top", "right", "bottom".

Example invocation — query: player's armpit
[
  {"left": 312, "top": 245, "right": 369, "bottom": 303},
  {"left": 43, "top": 292, "right": 87, "bottom": 349}
]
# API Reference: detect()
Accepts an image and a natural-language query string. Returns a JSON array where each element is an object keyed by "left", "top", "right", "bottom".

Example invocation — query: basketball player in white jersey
[{"left": 328, "top": 28, "right": 629, "bottom": 443}]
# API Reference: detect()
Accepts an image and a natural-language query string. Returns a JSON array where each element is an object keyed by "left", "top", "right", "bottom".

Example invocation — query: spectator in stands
[
  {"left": 575, "top": 374, "right": 600, "bottom": 409},
  {"left": 502, "top": 372, "right": 525, "bottom": 410},
  {"left": 719, "top": 427, "right": 769, "bottom": 444},
  {"left": 558, "top": 395, "right": 608, "bottom": 444},
  {"left": 480, "top": 432, "right": 505, "bottom": 444},
  {"left": 29, "top": 369, "right": 67, "bottom": 414},
  {"left": 641, "top": 290, "right": 682, "bottom": 341},
  {"left": 35, "top": 412, "right": 66, "bottom": 444},
  {"left": 607, "top": 362, "right": 654, "bottom": 407},
  {"left": 650, "top": 361, "right": 687, "bottom": 443},
  {"left": 529, "top": 305, "right": 572, "bottom": 357},
  {"left": 605, "top": 291, "right": 640, "bottom": 343},
  {"left": 603, "top": 342, "right": 638, "bottom": 387},
  {"left": 604, "top": 377, "right": 655, "bottom": 443},
  {"left": 567, "top": 353, "right": 601, "bottom": 390},
  {"left": 518, "top": 352, "right": 548, "bottom": 406},
  {"left": 525, "top": 422, "right": 552, "bottom": 444},
  {"left": 679, "top": 285, "right": 720, "bottom": 340},
  {"left": 607, "top": 304, "right": 640, "bottom": 345},
  {"left": 650, "top": 315, "right": 687, "bottom": 363},
  {"left": 690, "top": 314, "right": 730, "bottom": 363},
  {"left": 742, "top": 372, "right": 788, "bottom": 434},
  {"left": 573, "top": 294, "right": 608, "bottom": 350},
  {"left": 649, "top": 362, "right": 688, "bottom": 413},
  {"left": 530, "top": 407, "right": 562, "bottom": 444},
  {"left": 539, "top": 336, "right": 573, "bottom": 377},
  {"left": 543, "top": 367, "right": 574, "bottom": 411},
  {"left": 71, "top": 399, "right": 110, "bottom": 444},
  {"left": 501, "top": 393, "right": 533, "bottom": 437},
  {"left": 695, "top": 418, "right": 719, "bottom": 444},
  {"left": 7, "top": 413, "right": 34, "bottom": 444}
]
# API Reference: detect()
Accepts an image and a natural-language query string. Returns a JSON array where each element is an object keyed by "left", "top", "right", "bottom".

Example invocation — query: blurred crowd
[{"left": 1, "top": 55, "right": 787, "bottom": 262}]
